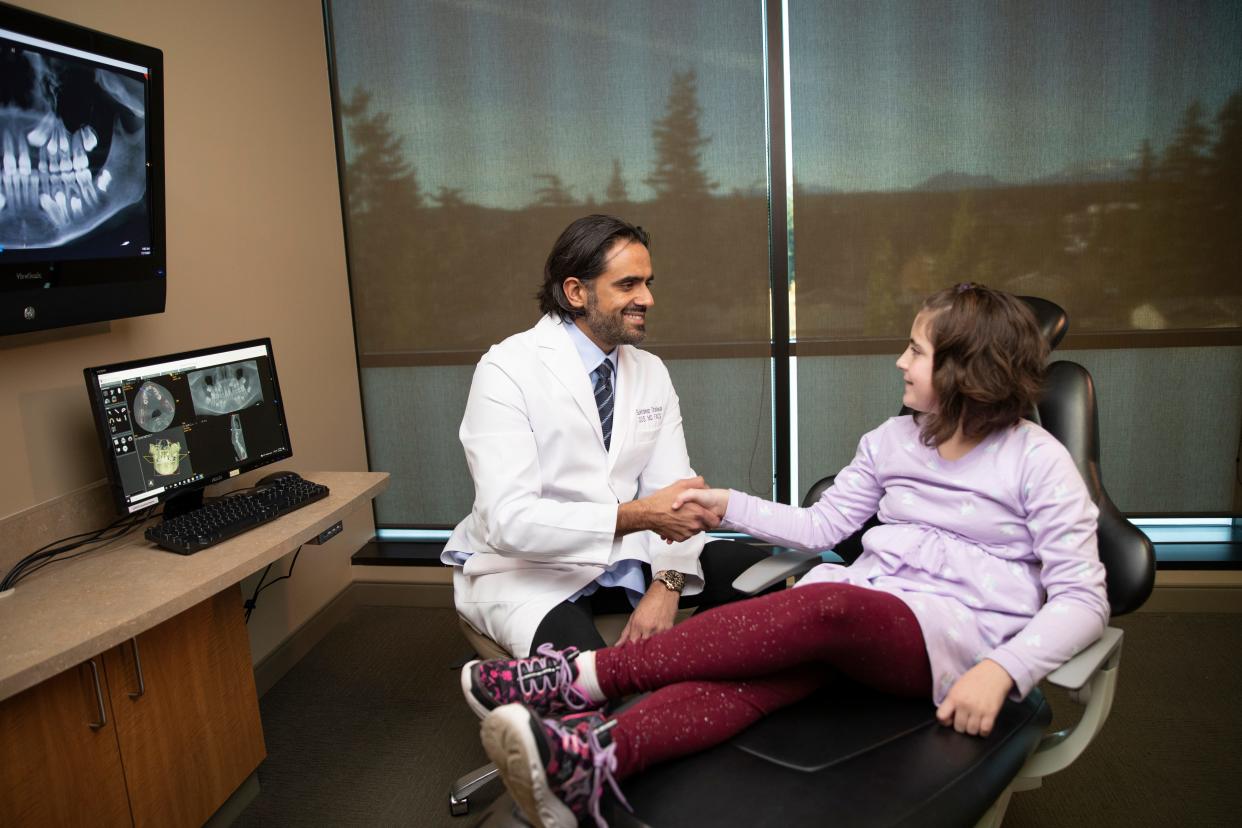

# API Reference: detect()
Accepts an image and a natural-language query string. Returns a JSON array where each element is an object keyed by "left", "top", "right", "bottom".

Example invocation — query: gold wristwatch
[{"left": 653, "top": 569, "right": 685, "bottom": 594}]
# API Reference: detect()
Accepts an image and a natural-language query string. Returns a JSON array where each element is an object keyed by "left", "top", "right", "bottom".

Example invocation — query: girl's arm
[
  {"left": 985, "top": 435, "right": 1110, "bottom": 700},
  {"left": 708, "top": 429, "right": 886, "bottom": 552}
]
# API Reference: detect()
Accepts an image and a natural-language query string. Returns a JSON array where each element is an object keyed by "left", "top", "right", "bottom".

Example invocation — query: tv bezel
[
  {"left": 83, "top": 337, "right": 294, "bottom": 517},
  {"left": 0, "top": 1, "right": 166, "bottom": 336}
]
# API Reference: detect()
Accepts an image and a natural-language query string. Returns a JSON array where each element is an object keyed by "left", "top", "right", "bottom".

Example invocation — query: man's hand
[
  {"left": 935, "top": 659, "right": 1015, "bottom": 738},
  {"left": 616, "top": 477, "right": 718, "bottom": 542},
  {"left": 616, "top": 581, "right": 680, "bottom": 645}
]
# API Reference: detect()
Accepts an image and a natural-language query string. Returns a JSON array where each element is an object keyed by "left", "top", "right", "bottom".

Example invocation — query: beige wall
[{"left": 1, "top": 0, "right": 372, "bottom": 662}]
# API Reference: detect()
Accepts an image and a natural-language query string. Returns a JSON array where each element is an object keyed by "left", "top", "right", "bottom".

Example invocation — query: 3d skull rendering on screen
[
  {"left": 144, "top": 438, "right": 188, "bottom": 476},
  {"left": 0, "top": 51, "right": 147, "bottom": 249}
]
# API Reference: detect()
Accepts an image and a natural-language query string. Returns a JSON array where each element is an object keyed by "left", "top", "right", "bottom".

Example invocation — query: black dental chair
[{"left": 604, "top": 298, "right": 1156, "bottom": 827}]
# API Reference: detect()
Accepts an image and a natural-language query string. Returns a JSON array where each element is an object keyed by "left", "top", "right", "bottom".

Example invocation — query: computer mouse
[{"left": 256, "top": 470, "right": 301, "bottom": 487}]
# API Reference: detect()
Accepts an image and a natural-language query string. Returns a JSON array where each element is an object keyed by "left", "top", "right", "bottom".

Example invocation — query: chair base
[{"left": 450, "top": 761, "right": 501, "bottom": 816}]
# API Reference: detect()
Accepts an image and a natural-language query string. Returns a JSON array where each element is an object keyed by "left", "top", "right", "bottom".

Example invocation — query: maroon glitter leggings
[{"left": 595, "top": 582, "right": 932, "bottom": 778}]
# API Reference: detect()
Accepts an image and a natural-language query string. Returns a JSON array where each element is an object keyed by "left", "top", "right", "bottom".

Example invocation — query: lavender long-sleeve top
[{"left": 723, "top": 415, "right": 1109, "bottom": 704}]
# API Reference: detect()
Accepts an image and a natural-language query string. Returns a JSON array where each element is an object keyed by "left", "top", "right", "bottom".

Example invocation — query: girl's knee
[
  {"left": 800, "top": 584, "right": 904, "bottom": 639},
  {"left": 803, "top": 583, "right": 865, "bottom": 622}
]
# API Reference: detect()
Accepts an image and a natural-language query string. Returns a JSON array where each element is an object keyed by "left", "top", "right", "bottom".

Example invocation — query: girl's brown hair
[{"left": 916, "top": 283, "right": 1048, "bottom": 447}]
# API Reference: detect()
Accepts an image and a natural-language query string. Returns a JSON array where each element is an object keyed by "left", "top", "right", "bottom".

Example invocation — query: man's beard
[{"left": 584, "top": 288, "right": 646, "bottom": 347}]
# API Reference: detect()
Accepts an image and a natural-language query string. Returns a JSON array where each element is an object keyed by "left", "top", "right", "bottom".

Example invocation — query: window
[
  {"left": 327, "top": 0, "right": 773, "bottom": 525},
  {"left": 327, "top": 0, "right": 1242, "bottom": 527},
  {"left": 789, "top": 0, "right": 1242, "bottom": 511}
]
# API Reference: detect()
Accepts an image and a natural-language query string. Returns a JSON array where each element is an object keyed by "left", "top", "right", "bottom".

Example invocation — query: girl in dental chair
[{"left": 462, "top": 283, "right": 1109, "bottom": 828}]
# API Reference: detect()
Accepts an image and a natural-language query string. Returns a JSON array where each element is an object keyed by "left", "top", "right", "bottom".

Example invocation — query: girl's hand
[
  {"left": 671, "top": 487, "right": 730, "bottom": 518},
  {"left": 935, "top": 659, "right": 1014, "bottom": 737}
]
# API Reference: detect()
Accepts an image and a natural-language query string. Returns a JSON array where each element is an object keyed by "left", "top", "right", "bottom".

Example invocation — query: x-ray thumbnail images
[
  {"left": 189, "top": 361, "right": 264, "bottom": 462},
  {"left": 1, "top": 44, "right": 146, "bottom": 251}
]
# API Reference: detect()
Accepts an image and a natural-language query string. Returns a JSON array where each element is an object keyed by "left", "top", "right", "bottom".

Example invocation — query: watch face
[{"left": 659, "top": 571, "right": 685, "bottom": 592}]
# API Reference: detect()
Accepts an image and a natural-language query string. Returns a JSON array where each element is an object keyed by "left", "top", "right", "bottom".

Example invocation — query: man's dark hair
[
  {"left": 538, "top": 214, "right": 651, "bottom": 321},
  {"left": 917, "top": 283, "right": 1048, "bottom": 447}
]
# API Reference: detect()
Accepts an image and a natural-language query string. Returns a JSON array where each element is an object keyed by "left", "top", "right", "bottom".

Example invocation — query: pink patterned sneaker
[
  {"left": 481, "top": 704, "right": 629, "bottom": 828},
  {"left": 461, "top": 642, "right": 597, "bottom": 720}
]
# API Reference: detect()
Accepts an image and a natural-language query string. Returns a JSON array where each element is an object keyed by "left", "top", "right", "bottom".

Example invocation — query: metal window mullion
[{"left": 764, "top": 0, "right": 793, "bottom": 504}]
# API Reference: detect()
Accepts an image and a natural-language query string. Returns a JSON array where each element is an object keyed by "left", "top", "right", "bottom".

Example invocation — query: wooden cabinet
[
  {"left": 0, "top": 588, "right": 266, "bottom": 828},
  {"left": 0, "top": 657, "right": 132, "bottom": 827}
]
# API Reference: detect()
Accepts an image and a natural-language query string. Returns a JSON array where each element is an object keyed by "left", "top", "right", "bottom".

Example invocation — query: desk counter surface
[{"left": 0, "top": 471, "right": 389, "bottom": 702}]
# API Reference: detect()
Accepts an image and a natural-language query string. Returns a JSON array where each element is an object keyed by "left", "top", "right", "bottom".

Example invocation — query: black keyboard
[{"left": 145, "top": 474, "right": 330, "bottom": 555}]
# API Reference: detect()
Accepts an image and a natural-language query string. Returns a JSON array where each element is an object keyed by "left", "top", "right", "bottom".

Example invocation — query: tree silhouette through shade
[
  {"left": 605, "top": 158, "right": 629, "bottom": 202},
  {"left": 339, "top": 87, "right": 422, "bottom": 216},
  {"left": 433, "top": 185, "right": 468, "bottom": 209},
  {"left": 533, "top": 173, "right": 574, "bottom": 206},
  {"left": 1161, "top": 100, "right": 1212, "bottom": 187},
  {"left": 339, "top": 87, "right": 426, "bottom": 354},
  {"left": 1212, "top": 91, "right": 1242, "bottom": 216},
  {"left": 645, "top": 69, "right": 717, "bottom": 200}
]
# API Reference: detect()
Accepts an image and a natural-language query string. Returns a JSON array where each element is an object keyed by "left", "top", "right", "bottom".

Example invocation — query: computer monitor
[
  {"left": 84, "top": 338, "right": 293, "bottom": 518},
  {"left": 1, "top": 2, "right": 166, "bottom": 335}
]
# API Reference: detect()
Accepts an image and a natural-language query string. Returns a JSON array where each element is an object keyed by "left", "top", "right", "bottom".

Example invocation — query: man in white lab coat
[{"left": 442, "top": 215, "right": 769, "bottom": 658}]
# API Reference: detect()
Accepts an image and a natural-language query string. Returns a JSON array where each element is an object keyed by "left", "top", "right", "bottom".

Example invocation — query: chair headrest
[
  {"left": 1017, "top": 296, "right": 1068, "bottom": 350},
  {"left": 1039, "top": 360, "right": 1155, "bottom": 615}
]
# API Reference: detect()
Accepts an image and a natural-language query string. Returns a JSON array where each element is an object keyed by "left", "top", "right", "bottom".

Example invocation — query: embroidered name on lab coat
[{"left": 636, "top": 405, "right": 664, "bottom": 425}]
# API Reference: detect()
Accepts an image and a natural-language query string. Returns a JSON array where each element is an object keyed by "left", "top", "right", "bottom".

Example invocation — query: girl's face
[{"left": 896, "top": 311, "right": 937, "bottom": 413}]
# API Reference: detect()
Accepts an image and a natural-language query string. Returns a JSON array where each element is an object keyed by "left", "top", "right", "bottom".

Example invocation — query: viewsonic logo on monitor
[{"left": 15, "top": 272, "right": 42, "bottom": 280}]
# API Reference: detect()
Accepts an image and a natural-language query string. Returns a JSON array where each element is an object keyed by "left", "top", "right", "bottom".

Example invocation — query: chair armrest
[
  {"left": 732, "top": 548, "right": 822, "bottom": 594},
  {"left": 1015, "top": 626, "right": 1124, "bottom": 784},
  {"left": 1044, "top": 627, "right": 1123, "bottom": 693}
]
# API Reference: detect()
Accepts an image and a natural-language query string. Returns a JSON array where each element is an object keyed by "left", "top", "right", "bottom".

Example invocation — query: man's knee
[
  {"left": 695, "top": 539, "right": 774, "bottom": 605},
  {"left": 531, "top": 601, "right": 608, "bottom": 652},
  {"left": 702, "top": 539, "right": 768, "bottom": 577}
]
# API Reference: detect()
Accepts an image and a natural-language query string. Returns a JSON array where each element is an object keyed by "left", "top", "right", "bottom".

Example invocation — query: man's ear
[{"left": 562, "top": 277, "right": 589, "bottom": 311}]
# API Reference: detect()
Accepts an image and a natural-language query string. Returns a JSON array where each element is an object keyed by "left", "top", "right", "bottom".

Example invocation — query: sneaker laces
[
  {"left": 549, "top": 716, "right": 632, "bottom": 828},
  {"left": 518, "top": 643, "right": 592, "bottom": 711}
]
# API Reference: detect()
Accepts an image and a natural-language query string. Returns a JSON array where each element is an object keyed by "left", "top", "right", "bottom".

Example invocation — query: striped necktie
[{"left": 593, "top": 359, "right": 615, "bottom": 451}]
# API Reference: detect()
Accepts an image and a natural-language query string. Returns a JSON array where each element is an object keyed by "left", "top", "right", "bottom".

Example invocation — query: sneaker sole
[
  {"left": 481, "top": 704, "right": 577, "bottom": 828},
  {"left": 459, "top": 660, "right": 493, "bottom": 720}
]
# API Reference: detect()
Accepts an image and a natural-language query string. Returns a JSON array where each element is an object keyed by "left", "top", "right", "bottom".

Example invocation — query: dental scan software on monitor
[
  {"left": 85, "top": 339, "right": 294, "bottom": 518},
  {"left": 0, "top": 2, "right": 165, "bottom": 335}
]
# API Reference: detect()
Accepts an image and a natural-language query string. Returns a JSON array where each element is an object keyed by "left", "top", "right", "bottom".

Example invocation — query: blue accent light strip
[
  {"left": 376, "top": 528, "right": 758, "bottom": 544},
  {"left": 377, "top": 528, "right": 451, "bottom": 542},
  {"left": 378, "top": 521, "right": 1237, "bottom": 545}
]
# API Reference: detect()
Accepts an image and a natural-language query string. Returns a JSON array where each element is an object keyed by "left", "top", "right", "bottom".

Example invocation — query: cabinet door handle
[
  {"left": 128, "top": 638, "right": 146, "bottom": 699},
  {"left": 87, "top": 659, "right": 107, "bottom": 730}
]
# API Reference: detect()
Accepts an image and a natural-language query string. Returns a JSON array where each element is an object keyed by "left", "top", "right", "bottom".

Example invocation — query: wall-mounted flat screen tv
[{"left": 0, "top": 2, "right": 165, "bottom": 335}]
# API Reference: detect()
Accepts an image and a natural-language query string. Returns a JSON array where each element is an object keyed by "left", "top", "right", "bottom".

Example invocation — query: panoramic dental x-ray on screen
[{"left": 0, "top": 27, "right": 149, "bottom": 259}]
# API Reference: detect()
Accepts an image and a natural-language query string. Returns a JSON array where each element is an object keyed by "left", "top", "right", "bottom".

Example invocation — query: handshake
[{"left": 617, "top": 476, "right": 732, "bottom": 544}]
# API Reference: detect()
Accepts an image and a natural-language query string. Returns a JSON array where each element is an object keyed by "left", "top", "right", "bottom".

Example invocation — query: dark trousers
[{"left": 530, "top": 539, "right": 774, "bottom": 652}]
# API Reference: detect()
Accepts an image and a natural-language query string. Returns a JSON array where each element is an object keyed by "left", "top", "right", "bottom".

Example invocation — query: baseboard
[
  {"left": 1140, "top": 589, "right": 1242, "bottom": 613},
  {"left": 204, "top": 771, "right": 260, "bottom": 828},
  {"left": 1139, "top": 572, "right": 1242, "bottom": 613},
  {"left": 351, "top": 580, "right": 454, "bottom": 608},
  {"left": 252, "top": 582, "right": 453, "bottom": 696},
  {"left": 253, "top": 585, "right": 358, "bottom": 697}
]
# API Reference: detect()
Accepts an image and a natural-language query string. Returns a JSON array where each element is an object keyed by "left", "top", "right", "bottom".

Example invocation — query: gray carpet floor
[{"left": 234, "top": 605, "right": 1242, "bottom": 827}]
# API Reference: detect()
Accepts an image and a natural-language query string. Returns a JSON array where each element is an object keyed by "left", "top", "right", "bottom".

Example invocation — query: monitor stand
[{"left": 163, "top": 488, "right": 205, "bottom": 521}]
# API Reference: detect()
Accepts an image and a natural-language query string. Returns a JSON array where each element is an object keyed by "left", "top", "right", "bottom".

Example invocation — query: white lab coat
[{"left": 442, "top": 314, "right": 707, "bottom": 656}]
